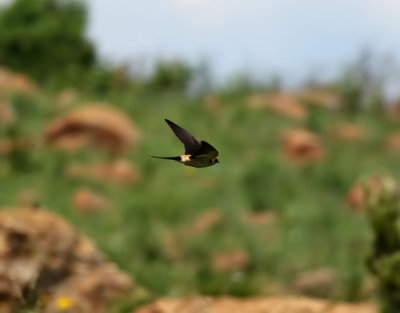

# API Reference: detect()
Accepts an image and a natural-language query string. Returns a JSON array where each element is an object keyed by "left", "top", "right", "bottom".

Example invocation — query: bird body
[{"left": 152, "top": 119, "right": 219, "bottom": 168}]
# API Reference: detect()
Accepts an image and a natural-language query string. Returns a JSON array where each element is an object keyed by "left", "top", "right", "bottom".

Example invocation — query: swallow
[{"left": 152, "top": 119, "right": 219, "bottom": 168}]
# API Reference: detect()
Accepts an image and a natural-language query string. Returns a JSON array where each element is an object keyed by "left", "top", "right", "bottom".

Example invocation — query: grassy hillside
[{"left": 1, "top": 78, "right": 400, "bottom": 311}]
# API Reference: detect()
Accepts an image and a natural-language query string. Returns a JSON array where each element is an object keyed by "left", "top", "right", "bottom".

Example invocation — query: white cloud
[{"left": 364, "top": 0, "right": 400, "bottom": 29}]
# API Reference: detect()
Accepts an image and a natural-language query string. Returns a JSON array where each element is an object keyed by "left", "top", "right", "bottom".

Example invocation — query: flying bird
[{"left": 152, "top": 119, "right": 219, "bottom": 168}]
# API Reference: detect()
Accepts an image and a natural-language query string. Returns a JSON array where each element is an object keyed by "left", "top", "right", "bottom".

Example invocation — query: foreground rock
[
  {"left": 134, "top": 296, "right": 376, "bottom": 313},
  {"left": 0, "top": 207, "right": 133, "bottom": 313}
]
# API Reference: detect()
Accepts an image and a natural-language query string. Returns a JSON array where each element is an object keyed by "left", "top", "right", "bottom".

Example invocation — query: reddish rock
[
  {"left": 283, "top": 129, "right": 324, "bottom": 163},
  {"left": 189, "top": 210, "right": 223, "bottom": 234},
  {"left": 112, "top": 159, "right": 141, "bottom": 184},
  {"left": 298, "top": 88, "right": 340, "bottom": 110},
  {"left": 346, "top": 183, "right": 366, "bottom": 212},
  {"left": 134, "top": 296, "right": 376, "bottom": 313},
  {"left": 45, "top": 104, "right": 141, "bottom": 153},
  {"left": 0, "top": 100, "right": 17, "bottom": 125},
  {"left": 386, "top": 132, "right": 400, "bottom": 152},
  {"left": 330, "top": 124, "right": 367, "bottom": 141},
  {"left": 212, "top": 250, "right": 251, "bottom": 271},
  {"left": 65, "top": 159, "right": 141, "bottom": 185},
  {"left": 0, "top": 137, "right": 33, "bottom": 155},
  {"left": 0, "top": 67, "right": 38, "bottom": 95},
  {"left": 247, "top": 92, "right": 307, "bottom": 121},
  {"left": 73, "top": 188, "right": 109, "bottom": 213},
  {"left": 54, "top": 89, "right": 78, "bottom": 109},
  {"left": 346, "top": 177, "right": 384, "bottom": 212},
  {"left": 293, "top": 268, "right": 337, "bottom": 298},
  {"left": 241, "top": 211, "right": 277, "bottom": 227}
]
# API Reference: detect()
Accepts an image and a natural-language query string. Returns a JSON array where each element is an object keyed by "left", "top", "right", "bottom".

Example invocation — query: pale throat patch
[{"left": 180, "top": 154, "right": 191, "bottom": 162}]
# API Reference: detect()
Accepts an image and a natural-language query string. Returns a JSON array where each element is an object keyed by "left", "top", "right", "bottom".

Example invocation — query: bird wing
[
  {"left": 193, "top": 141, "right": 219, "bottom": 158},
  {"left": 165, "top": 119, "right": 202, "bottom": 155}
]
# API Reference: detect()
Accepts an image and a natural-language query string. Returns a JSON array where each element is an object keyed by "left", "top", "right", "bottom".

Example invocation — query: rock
[
  {"left": 133, "top": 296, "right": 376, "bottom": 313},
  {"left": 212, "top": 250, "right": 251, "bottom": 272},
  {"left": 45, "top": 104, "right": 141, "bottom": 153},
  {"left": 0, "top": 138, "right": 33, "bottom": 156},
  {"left": 44, "top": 264, "right": 132, "bottom": 313},
  {"left": 385, "top": 132, "right": 400, "bottom": 152},
  {"left": 0, "top": 67, "right": 38, "bottom": 96},
  {"left": 346, "top": 177, "right": 384, "bottom": 212},
  {"left": 72, "top": 188, "right": 109, "bottom": 213},
  {"left": 54, "top": 89, "right": 78, "bottom": 109},
  {"left": 282, "top": 129, "right": 324, "bottom": 163},
  {"left": 0, "top": 207, "right": 133, "bottom": 312},
  {"left": 0, "top": 100, "right": 17, "bottom": 125},
  {"left": 241, "top": 211, "right": 277, "bottom": 227},
  {"left": 330, "top": 124, "right": 367, "bottom": 141},
  {"left": 247, "top": 92, "right": 307, "bottom": 121},
  {"left": 65, "top": 159, "right": 141, "bottom": 185},
  {"left": 189, "top": 210, "right": 223, "bottom": 234},
  {"left": 293, "top": 268, "right": 337, "bottom": 298},
  {"left": 297, "top": 88, "right": 340, "bottom": 110}
]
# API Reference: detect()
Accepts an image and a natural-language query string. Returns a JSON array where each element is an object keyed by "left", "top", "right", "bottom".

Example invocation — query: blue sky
[
  {"left": 0, "top": 0, "right": 399, "bottom": 92},
  {"left": 86, "top": 0, "right": 400, "bottom": 91}
]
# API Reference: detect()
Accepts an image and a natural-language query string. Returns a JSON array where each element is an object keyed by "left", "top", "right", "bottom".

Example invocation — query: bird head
[{"left": 211, "top": 157, "right": 219, "bottom": 164}]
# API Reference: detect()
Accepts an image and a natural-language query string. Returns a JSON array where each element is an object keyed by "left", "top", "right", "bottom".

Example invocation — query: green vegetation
[
  {"left": 366, "top": 177, "right": 400, "bottom": 313},
  {"left": 1, "top": 1, "right": 399, "bottom": 312},
  {"left": 2, "top": 84, "right": 400, "bottom": 311},
  {"left": 0, "top": 0, "right": 96, "bottom": 84},
  {"left": 147, "top": 60, "right": 194, "bottom": 92}
]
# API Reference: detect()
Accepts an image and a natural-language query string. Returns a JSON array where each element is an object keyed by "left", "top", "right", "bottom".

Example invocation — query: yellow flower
[{"left": 56, "top": 297, "right": 74, "bottom": 310}]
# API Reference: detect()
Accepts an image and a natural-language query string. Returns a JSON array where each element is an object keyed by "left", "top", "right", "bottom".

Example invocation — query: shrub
[
  {"left": 0, "top": 0, "right": 96, "bottom": 84},
  {"left": 147, "top": 60, "right": 194, "bottom": 92},
  {"left": 366, "top": 176, "right": 400, "bottom": 313}
]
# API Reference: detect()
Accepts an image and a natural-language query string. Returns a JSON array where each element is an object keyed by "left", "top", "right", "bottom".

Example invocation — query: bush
[
  {"left": 147, "top": 60, "right": 194, "bottom": 92},
  {"left": 0, "top": 0, "right": 96, "bottom": 84},
  {"left": 366, "top": 177, "right": 400, "bottom": 313},
  {"left": 336, "top": 50, "right": 386, "bottom": 115}
]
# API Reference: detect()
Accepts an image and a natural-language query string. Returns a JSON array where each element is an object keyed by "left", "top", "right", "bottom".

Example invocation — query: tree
[
  {"left": 148, "top": 60, "right": 194, "bottom": 91},
  {"left": 0, "top": 0, "right": 96, "bottom": 84}
]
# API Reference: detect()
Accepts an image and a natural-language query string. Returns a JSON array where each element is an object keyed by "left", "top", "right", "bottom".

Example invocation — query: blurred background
[{"left": 1, "top": 0, "right": 400, "bottom": 312}]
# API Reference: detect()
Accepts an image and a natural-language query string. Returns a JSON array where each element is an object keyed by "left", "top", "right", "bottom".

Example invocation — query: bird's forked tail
[{"left": 151, "top": 156, "right": 181, "bottom": 161}]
